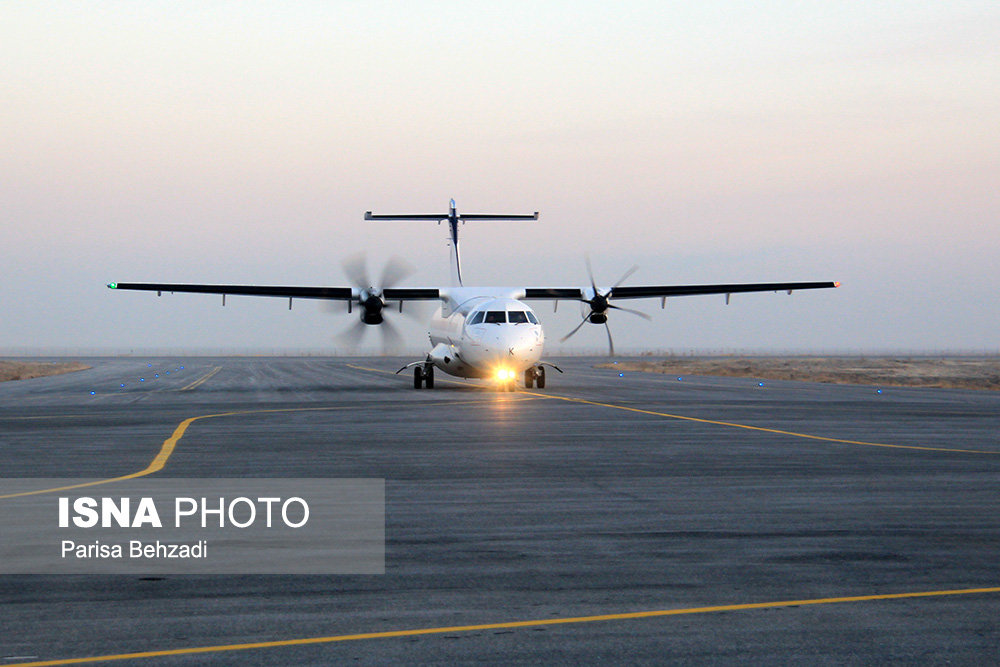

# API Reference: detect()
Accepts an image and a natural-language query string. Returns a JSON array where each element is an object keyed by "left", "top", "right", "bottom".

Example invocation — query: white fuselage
[{"left": 426, "top": 290, "right": 544, "bottom": 379}]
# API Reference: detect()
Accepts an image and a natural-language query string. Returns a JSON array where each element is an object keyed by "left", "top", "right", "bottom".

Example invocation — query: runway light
[
  {"left": 140, "top": 378, "right": 145, "bottom": 382},
  {"left": 618, "top": 372, "right": 624, "bottom": 377},
  {"left": 876, "top": 388, "right": 883, "bottom": 395},
  {"left": 120, "top": 383, "right": 125, "bottom": 388},
  {"left": 677, "top": 377, "right": 683, "bottom": 381},
  {"left": 147, "top": 364, "right": 152, "bottom": 368},
  {"left": 154, "top": 374, "right": 159, "bottom": 378},
  {"left": 89, "top": 391, "right": 95, "bottom": 395},
  {"left": 757, "top": 381, "right": 765, "bottom": 388}
]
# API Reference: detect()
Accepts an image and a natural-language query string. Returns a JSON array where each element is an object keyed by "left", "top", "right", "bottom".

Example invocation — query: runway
[{"left": 1, "top": 357, "right": 999, "bottom": 664}]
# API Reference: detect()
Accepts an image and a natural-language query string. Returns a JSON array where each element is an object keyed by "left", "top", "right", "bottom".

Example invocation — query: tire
[
  {"left": 524, "top": 369, "right": 534, "bottom": 389},
  {"left": 536, "top": 366, "right": 546, "bottom": 389},
  {"left": 425, "top": 366, "right": 434, "bottom": 389},
  {"left": 413, "top": 366, "right": 423, "bottom": 389}
]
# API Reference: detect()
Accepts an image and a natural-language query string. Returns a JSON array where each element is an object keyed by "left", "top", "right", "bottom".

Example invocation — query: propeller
[
  {"left": 331, "top": 253, "right": 416, "bottom": 354},
  {"left": 560, "top": 257, "right": 651, "bottom": 356}
]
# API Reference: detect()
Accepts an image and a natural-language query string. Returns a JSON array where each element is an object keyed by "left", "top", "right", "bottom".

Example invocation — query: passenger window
[
  {"left": 469, "top": 311, "right": 485, "bottom": 325},
  {"left": 508, "top": 311, "right": 528, "bottom": 324},
  {"left": 525, "top": 311, "right": 538, "bottom": 324},
  {"left": 485, "top": 311, "right": 506, "bottom": 324}
]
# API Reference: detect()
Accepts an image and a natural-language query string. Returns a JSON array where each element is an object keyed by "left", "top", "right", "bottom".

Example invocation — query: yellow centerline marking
[
  {"left": 347, "top": 363, "right": 997, "bottom": 454},
  {"left": 178, "top": 365, "right": 222, "bottom": 391},
  {"left": 523, "top": 390, "right": 1000, "bottom": 455},
  {"left": 8, "top": 586, "right": 1000, "bottom": 666},
  {"left": 0, "top": 394, "right": 529, "bottom": 500}
]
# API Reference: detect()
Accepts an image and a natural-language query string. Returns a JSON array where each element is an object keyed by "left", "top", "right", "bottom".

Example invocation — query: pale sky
[{"left": 3, "top": 1, "right": 999, "bottom": 354}]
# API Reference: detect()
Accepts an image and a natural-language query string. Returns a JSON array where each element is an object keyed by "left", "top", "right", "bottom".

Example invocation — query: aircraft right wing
[{"left": 107, "top": 282, "right": 442, "bottom": 301}]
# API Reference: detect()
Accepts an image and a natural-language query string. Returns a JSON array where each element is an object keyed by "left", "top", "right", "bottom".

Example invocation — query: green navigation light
[{"left": 108, "top": 282, "right": 117, "bottom": 289}]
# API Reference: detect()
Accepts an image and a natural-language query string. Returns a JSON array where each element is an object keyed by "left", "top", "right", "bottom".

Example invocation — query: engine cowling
[{"left": 360, "top": 293, "right": 384, "bottom": 325}]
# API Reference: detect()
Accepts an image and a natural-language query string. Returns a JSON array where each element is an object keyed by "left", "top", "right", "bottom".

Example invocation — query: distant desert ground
[
  {"left": 597, "top": 356, "right": 1000, "bottom": 391},
  {"left": 0, "top": 361, "right": 90, "bottom": 382}
]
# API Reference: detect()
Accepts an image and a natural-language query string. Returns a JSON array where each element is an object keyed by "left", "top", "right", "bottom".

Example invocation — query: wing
[
  {"left": 522, "top": 281, "right": 839, "bottom": 300},
  {"left": 610, "top": 281, "right": 839, "bottom": 299},
  {"left": 107, "top": 282, "right": 441, "bottom": 301}
]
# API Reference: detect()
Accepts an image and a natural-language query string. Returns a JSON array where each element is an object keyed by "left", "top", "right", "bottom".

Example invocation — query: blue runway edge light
[{"left": 618, "top": 373, "right": 624, "bottom": 377}]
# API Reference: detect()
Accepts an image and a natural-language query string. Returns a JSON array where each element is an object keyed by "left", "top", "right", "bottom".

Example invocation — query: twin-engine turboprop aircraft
[{"left": 108, "top": 201, "right": 838, "bottom": 390}]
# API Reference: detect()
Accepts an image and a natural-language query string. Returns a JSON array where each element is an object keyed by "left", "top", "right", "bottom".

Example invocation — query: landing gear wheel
[
  {"left": 536, "top": 366, "right": 546, "bottom": 389},
  {"left": 413, "top": 366, "right": 424, "bottom": 389},
  {"left": 425, "top": 366, "right": 434, "bottom": 389},
  {"left": 524, "top": 369, "right": 534, "bottom": 389}
]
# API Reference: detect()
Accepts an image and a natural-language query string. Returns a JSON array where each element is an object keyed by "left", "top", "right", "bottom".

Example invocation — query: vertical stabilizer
[{"left": 365, "top": 201, "right": 539, "bottom": 286}]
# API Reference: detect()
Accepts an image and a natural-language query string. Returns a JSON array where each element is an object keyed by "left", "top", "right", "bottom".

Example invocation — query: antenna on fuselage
[{"left": 365, "top": 200, "right": 538, "bottom": 286}]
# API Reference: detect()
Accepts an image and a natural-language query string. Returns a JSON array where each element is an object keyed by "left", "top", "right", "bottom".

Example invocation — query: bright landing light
[{"left": 495, "top": 368, "right": 517, "bottom": 381}]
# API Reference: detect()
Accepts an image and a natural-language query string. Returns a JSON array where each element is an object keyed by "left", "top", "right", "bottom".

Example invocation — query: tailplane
[{"left": 365, "top": 200, "right": 538, "bottom": 285}]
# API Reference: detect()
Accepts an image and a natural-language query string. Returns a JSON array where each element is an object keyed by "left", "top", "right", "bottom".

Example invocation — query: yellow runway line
[
  {"left": 8, "top": 586, "right": 1000, "bottom": 666},
  {"left": 526, "top": 391, "right": 1000, "bottom": 456},
  {"left": 0, "top": 392, "right": 534, "bottom": 500},
  {"left": 177, "top": 365, "right": 222, "bottom": 391}
]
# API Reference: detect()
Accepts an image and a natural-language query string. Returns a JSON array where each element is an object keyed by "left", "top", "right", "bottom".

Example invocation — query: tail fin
[{"left": 365, "top": 201, "right": 538, "bottom": 286}]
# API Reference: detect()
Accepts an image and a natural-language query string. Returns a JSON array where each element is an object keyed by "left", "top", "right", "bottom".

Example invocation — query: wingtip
[
  {"left": 834, "top": 281, "right": 841, "bottom": 288},
  {"left": 107, "top": 282, "right": 117, "bottom": 289}
]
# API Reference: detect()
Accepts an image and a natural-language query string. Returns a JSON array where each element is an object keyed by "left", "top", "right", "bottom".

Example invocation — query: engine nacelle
[
  {"left": 359, "top": 293, "right": 384, "bottom": 325},
  {"left": 588, "top": 312, "right": 608, "bottom": 324}
]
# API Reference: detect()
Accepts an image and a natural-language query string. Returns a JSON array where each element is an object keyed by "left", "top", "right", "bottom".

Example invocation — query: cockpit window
[
  {"left": 525, "top": 311, "right": 538, "bottom": 324},
  {"left": 485, "top": 311, "right": 506, "bottom": 324},
  {"left": 508, "top": 311, "right": 529, "bottom": 324},
  {"left": 469, "top": 311, "right": 485, "bottom": 325}
]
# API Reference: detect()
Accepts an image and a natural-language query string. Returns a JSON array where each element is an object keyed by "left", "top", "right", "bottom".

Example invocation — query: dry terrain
[
  {"left": 598, "top": 356, "right": 1000, "bottom": 391},
  {"left": 0, "top": 361, "right": 90, "bottom": 383}
]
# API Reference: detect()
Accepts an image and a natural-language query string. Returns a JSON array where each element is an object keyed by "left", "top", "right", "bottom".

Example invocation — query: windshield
[
  {"left": 508, "top": 311, "right": 528, "bottom": 324},
  {"left": 484, "top": 311, "right": 506, "bottom": 324}
]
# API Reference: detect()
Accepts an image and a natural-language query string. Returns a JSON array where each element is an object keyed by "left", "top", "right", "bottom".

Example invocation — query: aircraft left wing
[{"left": 523, "top": 281, "right": 839, "bottom": 300}]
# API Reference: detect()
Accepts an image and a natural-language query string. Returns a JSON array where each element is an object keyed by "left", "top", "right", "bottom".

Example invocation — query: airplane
[{"left": 108, "top": 200, "right": 839, "bottom": 391}]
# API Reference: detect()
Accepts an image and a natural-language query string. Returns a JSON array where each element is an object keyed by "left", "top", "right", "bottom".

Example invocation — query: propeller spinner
[
  {"left": 560, "top": 257, "right": 651, "bottom": 356},
  {"left": 334, "top": 253, "right": 416, "bottom": 352}
]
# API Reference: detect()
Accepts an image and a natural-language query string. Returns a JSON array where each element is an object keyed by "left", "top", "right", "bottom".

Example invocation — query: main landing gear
[
  {"left": 414, "top": 365, "right": 434, "bottom": 389},
  {"left": 523, "top": 366, "right": 546, "bottom": 389}
]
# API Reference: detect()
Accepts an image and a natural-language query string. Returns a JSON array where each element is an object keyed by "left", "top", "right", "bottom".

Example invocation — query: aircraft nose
[
  {"left": 500, "top": 328, "right": 542, "bottom": 360},
  {"left": 475, "top": 329, "right": 531, "bottom": 362}
]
